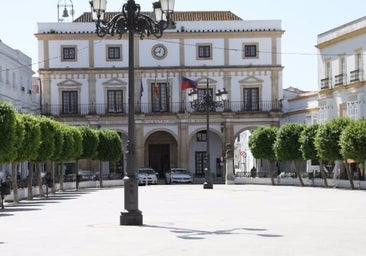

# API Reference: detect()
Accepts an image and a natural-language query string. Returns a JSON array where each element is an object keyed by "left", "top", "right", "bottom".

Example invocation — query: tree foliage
[
  {"left": 299, "top": 124, "right": 319, "bottom": 160},
  {"left": 35, "top": 116, "right": 56, "bottom": 162},
  {"left": 315, "top": 117, "right": 352, "bottom": 161},
  {"left": 0, "top": 101, "right": 17, "bottom": 163},
  {"left": 249, "top": 126, "right": 278, "bottom": 160},
  {"left": 340, "top": 119, "right": 366, "bottom": 161},
  {"left": 79, "top": 126, "right": 99, "bottom": 159},
  {"left": 274, "top": 123, "right": 304, "bottom": 160},
  {"left": 95, "top": 130, "right": 122, "bottom": 162},
  {"left": 69, "top": 126, "right": 83, "bottom": 160},
  {"left": 18, "top": 114, "right": 41, "bottom": 161}
]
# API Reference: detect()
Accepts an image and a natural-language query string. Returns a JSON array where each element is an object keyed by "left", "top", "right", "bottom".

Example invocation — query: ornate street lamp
[
  {"left": 188, "top": 79, "right": 228, "bottom": 189},
  {"left": 89, "top": 0, "right": 175, "bottom": 226}
]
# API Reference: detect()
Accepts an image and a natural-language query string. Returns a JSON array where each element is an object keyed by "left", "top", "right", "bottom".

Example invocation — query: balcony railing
[
  {"left": 41, "top": 100, "right": 282, "bottom": 117},
  {"left": 321, "top": 77, "right": 331, "bottom": 89},
  {"left": 350, "top": 69, "right": 361, "bottom": 82},
  {"left": 334, "top": 74, "right": 346, "bottom": 86}
]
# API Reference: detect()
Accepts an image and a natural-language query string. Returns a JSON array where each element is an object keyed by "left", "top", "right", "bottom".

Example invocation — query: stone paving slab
[{"left": 1, "top": 184, "right": 366, "bottom": 256}]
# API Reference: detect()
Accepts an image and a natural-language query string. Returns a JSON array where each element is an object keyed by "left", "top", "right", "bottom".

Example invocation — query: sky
[{"left": 1, "top": 0, "right": 366, "bottom": 92}]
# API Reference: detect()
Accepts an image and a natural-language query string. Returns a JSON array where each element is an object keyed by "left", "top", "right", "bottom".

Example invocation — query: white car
[
  {"left": 137, "top": 168, "right": 158, "bottom": 185},
  {"left": 165, "top": 168, "right": 193, "bottom": 184}
]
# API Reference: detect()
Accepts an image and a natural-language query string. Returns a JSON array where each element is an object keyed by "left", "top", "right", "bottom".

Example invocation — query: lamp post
[
  {"left": 89, "top": 0, "right": 175, "bottom": 226},
  {"left": 188, "top": 79, "right": 228, "bottom": 189}
]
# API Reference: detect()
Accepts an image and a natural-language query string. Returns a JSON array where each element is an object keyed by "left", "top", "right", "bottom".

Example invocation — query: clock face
[{"left": 152, "top": 44, "right": 167, "bottom": 59}]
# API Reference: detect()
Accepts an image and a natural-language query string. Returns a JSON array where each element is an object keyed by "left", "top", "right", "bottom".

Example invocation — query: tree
[
  {"left": 19, "top": 114, "right": 41, "bottom": 200},
  {"left": 95, "top": 129, "right": 122, "bottom": 187},
  {"left": 49, "top": 121, "right": 65, "bottom": 193},
  {"left": 274, "top": 123, "right": 305, "bottom": 186},
  {"left": 11, "top": 114, "right": 25, "bottom": 202},
  {"left": 315, "top": 117, "right": 353, "bottom": 189},
  {"left": 340, "top": 119, "right": 366, "bottom": 181},
  {"left": 248, "top": 126, "right": 278, "bottom": 185},
  {"left": 69, "top": 126, "right": 83, "bottom": 190},
  {"left": 57, "top": 125, "right": 75, "bottom": 191},
  {"left": 79, "top": 126, "right": 99, "bottom": 160},
  {"left": 340, "top": 119, "right": 366, "bottom": 161},
  {"left": 0, "top": 101, "right": 17, "bottom": 163},
  {"left": 299, "top": 124, "right": 329, "bottom": 187},
  {"left": 35, "top": 116, "right": 56, "bottom": 196}
]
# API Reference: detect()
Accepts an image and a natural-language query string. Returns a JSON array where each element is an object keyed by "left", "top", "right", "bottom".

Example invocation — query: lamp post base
[
  {"left": 203, "top": 182, "right": 213, "bottom": 189},
  {"left": 120, "top": 210, "right": 143, "bottom": 226}
]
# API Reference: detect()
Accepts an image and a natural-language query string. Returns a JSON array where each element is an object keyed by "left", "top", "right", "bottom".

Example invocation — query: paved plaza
[{"left": 1, "top": 184, "right": 366, "bottom": 256}]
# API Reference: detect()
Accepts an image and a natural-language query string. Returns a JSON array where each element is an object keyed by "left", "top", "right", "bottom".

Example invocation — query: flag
[
  {"left": 181, "top": 77, "right": 198, "bottom": 90},
  {"left": 153, "top": 81, "right": 159, "bottom": 99}
]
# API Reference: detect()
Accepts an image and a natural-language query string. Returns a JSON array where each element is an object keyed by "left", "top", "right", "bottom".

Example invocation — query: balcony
[
  {"left": 41, "top": 100, "right": 283, "bottom": 117},
  {"left": 320, "top": 77, "right": 331, "bottom": 89},
  {"left": 334, "top": 74, "right": 346, "bottom": 86},
  {"left": 350, "top": 69, "right": 361, "bottom": 82}
]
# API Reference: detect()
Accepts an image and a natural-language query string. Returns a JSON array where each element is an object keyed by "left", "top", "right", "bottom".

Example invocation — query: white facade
[
  {"left": 36, "top": 11, "right": 284, "bottom": 180},
  {"left": 0, "top": 40, "right": 39, "bottom": 114},
  {"left": 316, "top": 16, "right": 366, "bottom": 123}
]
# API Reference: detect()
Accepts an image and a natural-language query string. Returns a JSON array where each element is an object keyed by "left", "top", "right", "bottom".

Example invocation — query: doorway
[{"left": 149, "top": 144, "right": 170, "bottom": 178}]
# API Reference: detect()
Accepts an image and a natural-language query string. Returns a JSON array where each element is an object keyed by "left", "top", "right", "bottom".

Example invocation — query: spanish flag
[{"left": 181, "top": 77, "right": 198, "bottom": 90}]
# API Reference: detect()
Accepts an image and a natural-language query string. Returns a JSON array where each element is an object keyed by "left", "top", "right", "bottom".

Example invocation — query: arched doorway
[
  {"left": 145, "top": 131, "right": 177, "bottom": 179},
  {"left": 189, "top": 130, "right": 224, "bottom": 180}
]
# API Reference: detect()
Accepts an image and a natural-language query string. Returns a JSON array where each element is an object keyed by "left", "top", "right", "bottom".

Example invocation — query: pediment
[
  {"left": 196, "top": 77, "right": 217, "bottom": 86},
  {"left": 239, "top": 76, "right": 263, "bottom": 85},
  {"left": 103, "top": 78, "right": 127, "bottom": 86},
  {"left": 57, "top": 79, "right": 82, "bottom": 87}
]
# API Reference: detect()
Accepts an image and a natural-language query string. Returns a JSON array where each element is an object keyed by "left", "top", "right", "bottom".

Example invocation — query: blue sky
[{"left": 1, "top": 0, "right": 366, "bottom": 91}]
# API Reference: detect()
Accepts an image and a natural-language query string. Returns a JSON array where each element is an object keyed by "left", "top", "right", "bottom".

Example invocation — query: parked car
[
  {"left": 165, "top": 168, "right": 193, "bottom": 184},
  {"left": 137, "top": 168, "right": 158, "bottom": 185}
]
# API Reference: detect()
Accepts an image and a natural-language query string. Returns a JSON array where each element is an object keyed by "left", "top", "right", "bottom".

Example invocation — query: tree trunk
[
  {"left": 318, "top": 160, "right": 329, "bottom": 188},
  {"left": 37, "top": 163, "right": 44, "bottom": 197},
  {"left": 59, "top": 162, "right": 64, "bottom": 191},
  {"left": 293, "top": 160, "right": 305, "bottom": 187},
  {"left": 27, "top": 161, "right": 34, "bottom": 200},
  {"left": 344, "top": 161, "right": 355, "bottom": 190},
  {"left": 99, "top": 161, "right": 103, "bottom": 188},
  {"left": 268, "top": 160, "right": 275, "bottom": 185},
  {"left": 11, "top": 163, "right": 19, "bottom": 203},
  {"left": 75, "top": 160, "right": 79, "bottom": 191},
  {"left": 51, "top": 161, "right": 56, "bottom": 194}
]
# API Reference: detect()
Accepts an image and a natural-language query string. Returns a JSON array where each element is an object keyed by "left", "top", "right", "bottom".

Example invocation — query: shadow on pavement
[
  {"left": 0, "top": 188, "right": 97, "bottom": 216},
  {"left": 143, "top": 225, "right": 283, "bottom": 240}
]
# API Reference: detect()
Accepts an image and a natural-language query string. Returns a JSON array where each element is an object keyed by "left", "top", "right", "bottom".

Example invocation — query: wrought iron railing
[
  {"left": 41, "top": 100, "right": 282, "bottom": 117},
  {"left": 350, "top": 69, "right": 361, "bottom": 82},
  {"left": 334, "top": 74, "right": 346, "bottom": 86},
  {"left": 321, "top": 77, "right": 331, "bottom": 89}
]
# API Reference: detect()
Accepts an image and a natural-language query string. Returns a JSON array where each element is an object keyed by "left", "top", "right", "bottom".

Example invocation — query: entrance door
[{"left": 149, "top": 144, "right": 170, "bottom": 178}]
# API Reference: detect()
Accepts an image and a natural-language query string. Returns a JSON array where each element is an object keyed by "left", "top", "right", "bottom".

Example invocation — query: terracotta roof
[{"left": 74, "top": 11, "right": 242, "bottom": 23}]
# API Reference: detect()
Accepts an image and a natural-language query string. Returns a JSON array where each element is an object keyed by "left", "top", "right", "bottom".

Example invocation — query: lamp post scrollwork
[
  {"left": 89, "top": 0, "right": 175, "bottom": 226},
  {"left": 188, "top": 79, "right": 228, "bottom": 189}
]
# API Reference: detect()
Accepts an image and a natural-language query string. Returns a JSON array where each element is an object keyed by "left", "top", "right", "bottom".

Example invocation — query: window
[
  {"left": 196, "top": 131, "right": 207, "bottom": 142},
  {"left": 355, "top": 52, "right": 362, "bottom": 70},
  {"left": 195, "top": 152, "right": 207, "bottom": 177},
  {"left": 106, "top": 45, "right": 122, "bottom": 61},
  {"left": 197, "top": 44, "right": 212, "bottom": 59},
  {"left": 62, "top": 46, "right": 77, "bottom": 61},
  {"left": 5, "top": 69, "right": 9, "bottom": 84},
  {"left": 62, "top": 91, "right": 78, "bottom": 114},
  {"left": 107, "top": 90, "right": 123, "bottom": 113},
  {"left": 243, "top": 43, "right": 258, "bottom": 58},
  {"left": 243, "top": 88, "right": 259, "bottom": 111},
  {"left": 151, "top": 82, "right": 169, "bottom": 112}
]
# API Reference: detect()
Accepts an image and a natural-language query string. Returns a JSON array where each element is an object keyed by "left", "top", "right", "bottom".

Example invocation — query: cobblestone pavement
[{"left": 1, "top": 184, "right": 366, "bottom": 256}]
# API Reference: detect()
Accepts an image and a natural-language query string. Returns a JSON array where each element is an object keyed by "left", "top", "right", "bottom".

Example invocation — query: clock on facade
[{"left": 152, "top": 44, "right": 167, "bottom": 59}]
